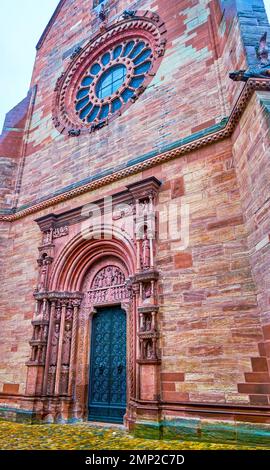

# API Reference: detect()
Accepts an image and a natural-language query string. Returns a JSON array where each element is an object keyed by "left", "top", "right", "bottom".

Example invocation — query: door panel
[{"left": 88, "top": 306, "right": 126, "bottom": 423}]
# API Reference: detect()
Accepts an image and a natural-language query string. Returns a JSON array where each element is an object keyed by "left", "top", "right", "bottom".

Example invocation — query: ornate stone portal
[{"left": 26, "top": 177, "right": 162, "bottom": 424}]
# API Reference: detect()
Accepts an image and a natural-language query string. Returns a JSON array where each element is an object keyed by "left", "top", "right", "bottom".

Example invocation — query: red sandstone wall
[
  {"left": 0, "top": 0, "right": 268, "bottom": 408},
  {"left": 156, "top": 139, "right": 264, "bottom": 405},
  {"left": 12, "top": 0, "right": 246, "bottom": 208},
  {"left": 0, "top": 93, "right": 32, "bottom": 209},
  {"left": 232, "top": 91, "right": 270, "bottom": 405},
  {"left": 0, "top": 136, "right": 264, "bottom": 405}
]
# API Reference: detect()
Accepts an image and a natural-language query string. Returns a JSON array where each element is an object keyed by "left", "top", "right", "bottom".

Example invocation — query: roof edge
[{"left": 36, "top": 0, "right": 67, "bottom": 51}]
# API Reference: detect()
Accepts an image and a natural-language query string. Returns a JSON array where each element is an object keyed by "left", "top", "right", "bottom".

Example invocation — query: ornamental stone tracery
[{"left": 52, "top": 10, "right": 167, "bottom": 135}]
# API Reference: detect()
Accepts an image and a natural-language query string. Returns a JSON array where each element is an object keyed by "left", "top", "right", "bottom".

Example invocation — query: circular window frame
[
  {"left": 95, "top": 64, "right": 127, "bottom": 100},
  {"left": 52, "top": 10, "right": 167, "bottom": 136}
]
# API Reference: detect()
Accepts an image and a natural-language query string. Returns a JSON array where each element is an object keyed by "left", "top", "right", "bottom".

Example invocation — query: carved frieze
[
  {"left": 53, "top": 225, "right": 69, "bottom": 238},
  {"left": 87, "top": 266, "right": 130, "bottom": 305}
]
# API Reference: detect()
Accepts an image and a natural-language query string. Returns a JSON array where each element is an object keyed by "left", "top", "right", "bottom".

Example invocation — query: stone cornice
[
  {"left": 33, "top": 291, "right": 84, "bottom": 301},
  {"left": 0, "top": 78, "right": 269, "bottom": 223}
]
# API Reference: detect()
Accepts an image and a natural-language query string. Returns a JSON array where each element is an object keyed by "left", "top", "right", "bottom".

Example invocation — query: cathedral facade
[{"left": 1, "top": 0, "right": 270, "bottom": 445}]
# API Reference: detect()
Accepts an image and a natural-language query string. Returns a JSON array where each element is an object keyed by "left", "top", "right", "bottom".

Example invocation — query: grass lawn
[{"left": 0, "top": 421, "right": 262, "bottom": 450}]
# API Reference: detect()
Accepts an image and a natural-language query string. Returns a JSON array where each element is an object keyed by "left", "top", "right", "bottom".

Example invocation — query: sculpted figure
[
  {"left": 144, "top": 283, "right": 152, "bottom": 300},
  {"left": 230, "top": 32, "right": 270, "bottom": 82},
  {"left": 47, "top": 365, "right": 56, "bottom": 395},
  {"left": 142, "top": 232, "right": 150, "bottom": 269},
  {"left": 51, "top": 323, "right": 60, "bottom": 365},
  {"left": 62, "top": 323, "right": 72, "bottom": 365},
  {"left": 146, "top": 316, "right": 152, "bottom": 331},
  {"left": 106, "top": 267, "right": 113, "bottom": 286},
  {"left": 39, "top": 259, "right": 48, "bottom": 291},
  {"left": 60, "top": 365, "right": 69, "bottom": 394},
  {"left": 146, "top": 341, "right": 153, "bottom": 360}
]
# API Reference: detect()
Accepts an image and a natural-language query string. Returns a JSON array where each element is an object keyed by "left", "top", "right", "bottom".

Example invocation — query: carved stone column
[
  {"left": 68, "top": 299, "right": 81, "bottom": 396},
  {"left": 42, "top": 300, "right": 56, "bottom": 395},
  {"left": 26, "top": 291, "right": 83, "bottom": 401},
  {"left": 55, "top": 300, "right": 67, "bottom": 395},
  {"left": 127, "top": 178, "right": 161, "bottom": 407}
]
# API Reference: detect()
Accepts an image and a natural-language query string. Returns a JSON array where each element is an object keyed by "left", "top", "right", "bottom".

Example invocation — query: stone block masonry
[{"left": 0, "top": 0, "right": 270, "bottom": 445}]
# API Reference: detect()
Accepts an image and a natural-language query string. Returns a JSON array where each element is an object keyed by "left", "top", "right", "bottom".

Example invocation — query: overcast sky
[{"left": 1, "top": 0, "right": 270, "bottom": 131}]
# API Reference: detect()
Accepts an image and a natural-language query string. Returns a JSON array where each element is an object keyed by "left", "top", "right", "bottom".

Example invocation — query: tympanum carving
[{"left": 87, "top": 266, "right": 129, "bottom": 305}]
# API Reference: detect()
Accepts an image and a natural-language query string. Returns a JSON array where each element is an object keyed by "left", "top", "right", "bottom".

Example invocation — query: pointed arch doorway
[{"left": 89, "top": 305, "right": 126, "bottom": 423}]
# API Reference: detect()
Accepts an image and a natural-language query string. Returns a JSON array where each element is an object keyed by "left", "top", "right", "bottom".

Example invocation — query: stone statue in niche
[
  {"left": 43, "top": 325, "right": 48, "bottom": 341},
  {"left": 51, "top": 323, "right": 60, "bottom": 365},
  {"left": 32, "top": 326, "right": 39, "bottom": 341},
  {"left": 38, "top": 258, "right": 48, "bottom": 292},
  {"left": 145, "top": 341, "right": 153, "bottom": 360},
  {"left": 42, "top": 230, "right": 52, "bottom": 245},
  {"left": 55, "top": 304, "right": 61, "bottom": 322},
  {"left": 143, "top": 283, "right": 152, "bottom": 300},
  {"left": 41, "top": 346, "right": 46, "bottom": 363},
  {"left": 62, "top": 323, "right": 72, "bottom": 365},
  {"left": 139, "top": 199, "right": 150, "bottom": 216},
  {"left": 47, "top": 365, "right": 56, "bottom": 395},
  {"left": 140, "top": 315, "right": 146, "bottom": 331},
  {"left": 146, "top": 316, "right": 152, "bottom": 331},
  {"left": 141, "top": 229, "right": 150, "bottom": 270},
  {"left": 65, "top": 304, "right": 73, "bottom": 321},
  {"left": 230, "top": 32, "right": 270, "bottom": 82},
  {"left": 60, "top": 365, "right": 69, "bottom": 394}
]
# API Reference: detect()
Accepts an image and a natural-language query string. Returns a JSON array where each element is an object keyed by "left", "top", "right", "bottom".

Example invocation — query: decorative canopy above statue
[{"left": 230, "top": 32, "right": 270, "bottom": 82}]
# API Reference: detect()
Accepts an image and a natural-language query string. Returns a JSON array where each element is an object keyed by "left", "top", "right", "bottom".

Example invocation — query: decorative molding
[
  {"left": 52, "top": 225, "right": 69, "bottom": 239},
  {"left": 34, "top": 176, "right": 160, "bottom": 231},
  {"left": 34, "top": 291, "right": 84, "bottom": 301},
  {"left": 1, "top": 79, "right": 270, "bottom": 223}
]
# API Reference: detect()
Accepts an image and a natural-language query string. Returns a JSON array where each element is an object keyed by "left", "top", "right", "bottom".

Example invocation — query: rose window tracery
[
  {"left": 52, "top": 11, "right": 167, "bottom": 135},
  {"left": 74, "top": 39, "right": 153, "bottom": 124}
]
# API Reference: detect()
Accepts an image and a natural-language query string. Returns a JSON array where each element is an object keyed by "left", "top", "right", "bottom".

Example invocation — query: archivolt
[{"left": 49, "top": 225, "right": 136, "bottom": 292}]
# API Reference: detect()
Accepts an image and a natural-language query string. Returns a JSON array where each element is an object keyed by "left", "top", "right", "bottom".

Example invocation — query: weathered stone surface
[{"left": 0, "top": 0, "right": 270, "bottom": 439}]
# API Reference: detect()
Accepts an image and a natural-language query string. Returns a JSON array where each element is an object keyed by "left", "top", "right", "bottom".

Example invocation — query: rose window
[
  {"left": 52, "top": 11, "right": 167, "bottom": 135},
  {"left": 75, "top": 40, "right": 153, "bottom": 124}
]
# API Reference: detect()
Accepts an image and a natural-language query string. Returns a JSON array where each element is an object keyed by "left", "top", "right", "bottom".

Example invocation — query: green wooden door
[{"left": 88, "top": 306, "right": 127, "bottom": 423}]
